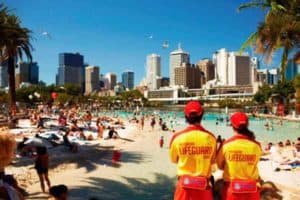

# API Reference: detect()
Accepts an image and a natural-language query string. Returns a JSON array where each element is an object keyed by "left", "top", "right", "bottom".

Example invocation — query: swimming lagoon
[{"left": 97, "top": 110, "right": 300, "bottom": 144}]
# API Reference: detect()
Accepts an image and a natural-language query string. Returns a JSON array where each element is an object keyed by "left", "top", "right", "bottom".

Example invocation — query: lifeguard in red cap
[
  {"left": 169, "top": 101, "right": 216, "bottom": 200},
  {"left": 216, "top": 112, "right": 262, "bottom": 200}
]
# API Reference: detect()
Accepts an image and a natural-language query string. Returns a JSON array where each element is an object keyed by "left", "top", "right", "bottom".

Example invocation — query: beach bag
[
  {"left": 179, "top": 175, "right": 207, "bottom": 190},
  {"left": 229, "top": 180, "right": 257, "bottom": 193}
]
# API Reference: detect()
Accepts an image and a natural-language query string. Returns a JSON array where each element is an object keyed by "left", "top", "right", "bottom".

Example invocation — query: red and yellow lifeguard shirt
[
  {"left": 169, "top": 125, "right": 216, "bottom": 177},
  {"left": 216, "top": 134, "right": 262, "bottom": 182}
]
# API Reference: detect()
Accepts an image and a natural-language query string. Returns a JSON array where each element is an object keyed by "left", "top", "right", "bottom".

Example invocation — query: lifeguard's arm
[
  {"left": 211, "top": 140, "right": 217, "bottom": 164},
  {"left": 216, "top": 146, "right": 225, "bottom": 170},
  {"left": 169, "top": 139, "right": 178, "bottom": 163}
]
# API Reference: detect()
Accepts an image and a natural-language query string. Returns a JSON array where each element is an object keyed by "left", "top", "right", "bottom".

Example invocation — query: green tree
[
  {"left": 253, "top": 84, "right": 273, "bottom": 103},
  {"left": 272, "top": 80, "right": 295, "bottom": 100},
  {"left": 0, "top": 5, "right": 33, "bottom": 115},
  {"left": 239, "top": 0, "right": 300, "bottom": 81},
  {"left": 64, "top": 84, "right": 81, "bottom": 96}
]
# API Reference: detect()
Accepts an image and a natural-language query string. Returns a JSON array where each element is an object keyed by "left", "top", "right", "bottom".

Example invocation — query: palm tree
[
  {"left": 239, "top": 0, "right": 300, "bottom": 81},
  {"left": 0, "top": 5, "right": 33, "bottom": 116},
  {"left": 294, "top": 74, "right": 300, "bottom": 114}
]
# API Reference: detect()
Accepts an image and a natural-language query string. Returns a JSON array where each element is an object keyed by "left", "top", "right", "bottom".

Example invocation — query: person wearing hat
[
  {"left": 169, "top": 101, "right": 216, "bottom": 200},
  {"left": 216, "top": 112, "right": 261, "bottom": 200}
]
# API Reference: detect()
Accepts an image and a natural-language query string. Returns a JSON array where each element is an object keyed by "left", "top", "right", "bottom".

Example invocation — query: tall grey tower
[
  {"left": 56, "top": 53, "right": 84, "bottom": 90},
  {"left": 169, "top": 44, "right": 190, "bottom": 86}
]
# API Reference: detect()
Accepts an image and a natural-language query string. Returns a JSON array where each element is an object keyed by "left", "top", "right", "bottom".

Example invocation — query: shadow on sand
[
  {"left": 68, "top": 173, "right": 176, "bottom": 200},
  {"left": 13, "top": 143, "right": 150, "bottom": 173}
]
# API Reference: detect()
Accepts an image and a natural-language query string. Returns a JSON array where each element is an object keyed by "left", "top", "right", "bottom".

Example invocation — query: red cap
[
  {"left": 230, "top": 112, "right": 249, "bottom": 129},
  {"left": 184, "top": 101, "right": 203, "bottom": 117}
]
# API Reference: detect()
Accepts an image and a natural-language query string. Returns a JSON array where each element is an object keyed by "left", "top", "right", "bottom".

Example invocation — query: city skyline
[{"left": 4, "top": 0, "right": 281, "bottom": 86}]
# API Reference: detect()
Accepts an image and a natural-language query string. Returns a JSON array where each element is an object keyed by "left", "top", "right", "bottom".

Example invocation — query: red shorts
[
  {"left": 174, "top": 181, "right": 213, "bottom": 200},
  {"left": 222, "top": 183, "right": 260, "bottom": 200}
]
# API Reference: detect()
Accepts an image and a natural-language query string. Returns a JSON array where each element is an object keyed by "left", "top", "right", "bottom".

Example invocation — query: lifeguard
[
  {"left": 169, "top": 101, "right": 216, "bottom": 200},
  {"left": 216, "top": 112, "right": 262, "bottom": 200}
]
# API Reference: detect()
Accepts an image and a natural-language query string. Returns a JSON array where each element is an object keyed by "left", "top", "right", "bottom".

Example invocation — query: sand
[{"left": 6, "top": 120, "right": 300, "bottom": 200}]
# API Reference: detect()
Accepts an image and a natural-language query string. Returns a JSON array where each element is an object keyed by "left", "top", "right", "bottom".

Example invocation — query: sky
[{"left": 4, "top": 0, "right": 275, "bottom": 85}]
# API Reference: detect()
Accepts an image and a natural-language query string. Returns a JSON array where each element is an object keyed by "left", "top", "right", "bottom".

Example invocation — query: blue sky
[{"left": 4, "top": 0, "right": 273, "bottom": 85}]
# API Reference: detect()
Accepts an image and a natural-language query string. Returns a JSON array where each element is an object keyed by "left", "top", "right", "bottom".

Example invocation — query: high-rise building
[
  {"left": 214, "top": 48, "right": 228, "bottom": 85},
  {"left": 114, "top": 82, "right": 126, "bottom": 95},
  {"left": 15, "top": 61, "right": 39, "bottom": 88},
  {"left": 56, "top": 53, "right": 84, "bottom": 90},
  {"left": 0, "top": 61, "right": 8, "bottom": 88},
  {"left": 105, "top": 73, "right": 117, "bottom": 90},
  {"left": 268, "top": 68, "right": 279, "bottom": 85},
  {"left": 286, "top": 59, "right": 300, "bottom": 81},
  {"left": 250, "top": 57, "right": 259, "bottom": 84},
  {"left": 169, "top": 44, "right": 190, "bottom": 86},
  {"left": 122, "top": 70, "right": 134, "bottom": 90},
  {"left": 146, "top": 54, "right": 161, "bottom": 90},
  {"left": 255, "top": 68, "right": 279, "bottom": 85},
  {"left": 250, "top": 57, "right": 259, "bottom": 69},
  {"left": 197, "top": 59, "right": 215, "bottom": 83},
  {"left": 174, "top": 63, "right": 202, "bottom": 89},
  {"left": 85, "top": 66, "right": 99, "bottom": 94},
  {"left": 228, "top": 52, "right": 251, "bottom": 85},
  {"left": 99, "top": 74, "right": 107, "bottom": 89}
]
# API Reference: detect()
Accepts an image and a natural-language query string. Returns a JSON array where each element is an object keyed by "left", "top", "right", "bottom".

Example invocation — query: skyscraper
[
  {"left": 122, "top": 70, "right": 134, "bottom": 90},
  {"left": 56, "top": 53, "right": 84, "bottom": 89},
  {"left": 197, "top": 59, "right": 215, "bottom": 83},
  {"left": 105, "top": 73, "right": 117, "bottom": 90},
  {"left": 15, "top": 61, "right": 39, "bottom": 88},
  {"left": 268, "top": 68, "right": 279, "bottom": 85},
  {"left": 146, "top": 54, "right": 161, "bottom": 90},
  {"left": 227, "top": 52, "right": 251, "bottom": 85},
  {"left": 0, "top": 61, "right": 8, "bottom": 88},
  {"left": 169, "top": 44, "right": 190, "bottom": 86},
  {"left": 214, "top": 48, "right": 228, "bottom": 85},
  {"left": 85, "top": 66, "right": 100, "bottom": 94},
  {"left": 174, "top": 63, "right": 202, "bottom": 89}
]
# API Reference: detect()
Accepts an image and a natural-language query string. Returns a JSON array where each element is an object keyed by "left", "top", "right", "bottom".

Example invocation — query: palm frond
[
  {"left": 239, "top": 31, "right": 259, "bottom": 54},
  {"left": 237, "top": 0, "right": 270, "bottom": 12}
]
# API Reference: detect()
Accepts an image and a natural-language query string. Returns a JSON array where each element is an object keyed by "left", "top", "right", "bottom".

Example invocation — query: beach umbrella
[{"left": 24, "top": 137, "right": 51, "bottom": 147}]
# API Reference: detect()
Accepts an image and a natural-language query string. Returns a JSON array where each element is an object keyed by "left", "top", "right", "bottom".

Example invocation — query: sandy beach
[{"left": 3, "top": 118, "right": 298, "bottom": 200}]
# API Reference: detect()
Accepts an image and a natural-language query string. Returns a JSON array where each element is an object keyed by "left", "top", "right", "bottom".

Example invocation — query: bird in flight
[{"left": 41, "top": 31, "right": 52, "bottom": 39}]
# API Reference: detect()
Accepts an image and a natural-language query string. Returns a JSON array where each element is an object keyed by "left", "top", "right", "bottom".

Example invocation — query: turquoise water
[{"left": 96, "top": 111, "right": 300, "bottom": 144}]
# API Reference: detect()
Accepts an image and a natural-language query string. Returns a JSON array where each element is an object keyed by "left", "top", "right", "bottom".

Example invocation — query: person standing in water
[
  {"left": 217, "top": 112, "right": 261, "bottom": 200},
  {"left": 169, "top": 101, "right": 216, "bottom": 200}
]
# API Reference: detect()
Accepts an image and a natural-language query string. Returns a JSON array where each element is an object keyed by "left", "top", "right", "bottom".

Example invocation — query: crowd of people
[
  {"left": 1, "top": 101, "right": 299, "bottom": 199},
  {"left": 264, "top": 138, "right": 300, "bottom": 169}
]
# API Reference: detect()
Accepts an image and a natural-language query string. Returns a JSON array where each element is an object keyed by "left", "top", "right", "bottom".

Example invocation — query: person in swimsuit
[{"left": 35, "top": 146, "right": 51, "bottom": 193}]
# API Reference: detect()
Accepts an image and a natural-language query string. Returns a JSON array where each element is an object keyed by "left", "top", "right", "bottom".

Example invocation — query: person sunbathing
[
  {"left": 107, "top": 127, "right": 120, "bottom": 139},
  {"left": 96, "top": 118, "right": 104, "bottom": 139},
  {"left": 293, "top": 142, "right": 300, "bottom": 164},
  {"left": 83, "top": 111, "right": 92, "bottom": 130},
  {"left": 63, "top": 130, "right": 78, "bottom": 153},
  {"left": 270, "top": 141, "right": 298, "bottom": 170}
]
